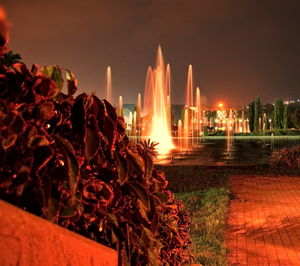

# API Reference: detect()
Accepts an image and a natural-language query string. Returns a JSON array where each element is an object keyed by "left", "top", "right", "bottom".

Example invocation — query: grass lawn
[{"left": 175, "top": 187, "right": 230, "bottom": 266}]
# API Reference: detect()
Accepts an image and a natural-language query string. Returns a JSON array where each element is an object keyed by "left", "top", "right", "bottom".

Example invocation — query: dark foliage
[
  {"left": 269, "top": 146, "right": 300, "bottom": 169},
  {"left": 283, "top": 104, "right": 290, "bottom": 129},
  {"left": 254, "top": 96, "right": 262, "bottom": 131},
  {"left": 0, "top": 50, "right": 22, "bottom": 67},
  {"left": 0, "top": 61, "right": 193, "bottom": 265},
  {"left": 248, "top": 101, "right": 255, "bottom": 132},
  {"left": 273, "top": 99, "right": 284, "bottom": 129}
]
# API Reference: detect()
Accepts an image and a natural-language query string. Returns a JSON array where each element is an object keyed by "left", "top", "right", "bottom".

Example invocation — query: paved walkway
[{"left": 227, "top": 175, "right": 300, "bottom": 265}]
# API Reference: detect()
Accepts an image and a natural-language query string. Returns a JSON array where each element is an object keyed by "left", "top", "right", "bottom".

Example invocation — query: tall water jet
[
  {"left": 235, "top": 118, "right": 239, "bottom": 133},
  {"left": 178, "top": 120, "right": 183, "bottom": 152},
  {"left": 183, "top": 108, "right": 189, "bottom": 149},
  {"left": 185, "top": 65, "right": 193, "bottom": 107},
  {"left": 259, "top": 117, "right": 262, "bottom": 132},
  {"left": 165, "top": 64, "right": 171, "bottom": 130},
  {"left": 226, "top": 109, "right": 234, "bottom": 157},
  {"left": 128, "top": 111, "right": 133, "bottom": 134},
  {"left": 246, "top": 119, "right": 250, "bottom": 133},
  {"left": 106, "top": 66, "right": 112, "bottom": 103},
  {"left": 209, "top": 117, "right": 213, "bottom": 128},
  {"left": 136, "top": 93, "right": 142, "bottom": 137},
  {"left": 129, "top": 111, "right": 133, "bottom": 125},
  {"left": 263, "top": 113, "right": 267, "bottom": 132},
  {"left": 238, "top": 119, "right": 243, "bottom": 133},
  {"left": 185, "top": 65, "right": 194, "bottom": 144},
  {"left": 131, "top": 111, "right": 137, "bottom": 143},
  {"left": 143, "top": 67, "right": 154, "bottom": 116},
  {"left": 242, "top": 110, "right": 246, "bottom": 133},
  {"left": 143, "top": 46, "right": 174, "bottom": 154},
  {"left": 117, "top": 96, "right": 123, "bottom": 117},
  {"left": 196, "top": 87, "right": 201, "bottom": 137}
]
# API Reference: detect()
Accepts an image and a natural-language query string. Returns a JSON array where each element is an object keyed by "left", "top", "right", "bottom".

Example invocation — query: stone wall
[{"left": 0, "top": 200, "right": 118, "bottom": 266}]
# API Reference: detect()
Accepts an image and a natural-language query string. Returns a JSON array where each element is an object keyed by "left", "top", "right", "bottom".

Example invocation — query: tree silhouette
[
  {"left": 273, "top": 98, "right": 284, "bottom": 129},
  {"left": 283, "top": 104, "right": 289, "bottom": 129},
  {"left": 0, "top": 50, "right": 22, "bottom": 67}
]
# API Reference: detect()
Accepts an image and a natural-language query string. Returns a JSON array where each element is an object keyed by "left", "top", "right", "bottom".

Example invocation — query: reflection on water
[{"left": 155, "top": 136, "right": 300, "bottom": 166}]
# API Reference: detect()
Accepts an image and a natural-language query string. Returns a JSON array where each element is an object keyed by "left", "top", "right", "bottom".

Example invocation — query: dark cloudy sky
[{"left": 3, "top": 0, "right": 300, "bottom": 107}]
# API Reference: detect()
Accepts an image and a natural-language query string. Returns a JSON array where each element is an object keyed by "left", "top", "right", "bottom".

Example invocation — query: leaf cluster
[{"left": 0, "top": 61, "right": 193, "bottom": 265}]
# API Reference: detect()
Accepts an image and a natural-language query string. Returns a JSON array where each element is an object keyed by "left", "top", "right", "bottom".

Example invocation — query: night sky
[{"left": 3, "top": 0, "right": 300, "bottom": 107}]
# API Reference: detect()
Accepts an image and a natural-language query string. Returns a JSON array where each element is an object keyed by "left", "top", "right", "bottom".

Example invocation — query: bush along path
[{"left": 0, "top": 13, "right": 193, "bottom": 265}]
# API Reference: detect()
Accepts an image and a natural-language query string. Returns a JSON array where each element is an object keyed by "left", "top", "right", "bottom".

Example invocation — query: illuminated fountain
[
  {"left": 246, "top": 119, "right": 250, "bottom": 133},
  {"left": 235, "top": 118, "right": 239, "bottom": 133},
  {"left": 127, "top": 111, "right": 133, "bottom": 135},
  {"left": 196, "top": 87, "right": 202, "bottom": 138},
  {"left": 183, "top": 108, "right": 189, "bottom": 149},
  {"left": 136, "top": 93, "right": 142, "bottom": 138},
  {"left": 186, "top": 65, "right": 194, "bottom": 107},
  {"left": 165, "top": 64, "right": 171, "bottom": 130},
  {"left": 178, "top": 119, "right": 183, "bottom": 152},
  {"left": 242, "top": 110, "right": 246, "bottom": 133},
  {"left": 111, "top": 47, "right": 207, "bottom": 154},
  {"left": 181, "top": 64, "right": 204, "bottom": 148},
  {"left": 106, "top": 66, "right": 112, "bottom": 103},
  {"left": 117, "top": 96, "right": 123, "bottom": 117},
  {"left": 186, "top": 65, "right": 194, "bottom": 143},
  {"left": 131, "top": 111, "right": 137, "bottom": 143},
  {"left": 143, "top": 46, "right": 174, "bottom": 154}
]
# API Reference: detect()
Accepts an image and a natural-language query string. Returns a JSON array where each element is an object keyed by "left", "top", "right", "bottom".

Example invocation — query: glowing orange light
[{"left": 218, "top": 103, "right": 224, "bottom": 108}]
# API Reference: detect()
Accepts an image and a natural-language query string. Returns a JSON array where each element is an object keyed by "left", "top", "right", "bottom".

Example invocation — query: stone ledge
[{"left": 0, "top": 200, "right": 118, "bottom": 266}]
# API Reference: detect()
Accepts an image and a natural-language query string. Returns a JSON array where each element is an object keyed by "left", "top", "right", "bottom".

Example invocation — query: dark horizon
[{"left": 3, "top": 0, "right": 300, "bottom": 107}]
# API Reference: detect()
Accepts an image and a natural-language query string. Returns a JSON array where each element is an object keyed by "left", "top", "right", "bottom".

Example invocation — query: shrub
[
  {"left": 0, "top": 13, "right": 193, "bottom": 265},
  {"left": 269, "top": 146, "right": 300, "bottom": 169}
]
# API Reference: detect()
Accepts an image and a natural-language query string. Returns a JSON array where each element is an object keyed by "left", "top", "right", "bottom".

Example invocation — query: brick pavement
[{"left": 227, "top": 175, "right": 300, "bottom": 265}]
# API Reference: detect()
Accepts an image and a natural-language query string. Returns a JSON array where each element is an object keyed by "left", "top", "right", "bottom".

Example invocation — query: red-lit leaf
[
  {"left": 66, "top": 70, "right": 77, "bottom": 96},
  {"left": 85, "top": 127, "right": 100, "bottom": 161},
  {"left": 2, "top": 134, "right": 17, "bottom": 149}
]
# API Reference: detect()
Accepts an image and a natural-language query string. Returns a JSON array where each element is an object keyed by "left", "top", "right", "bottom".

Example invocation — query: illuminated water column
[
  {"left": 242, "top": 110, "right": 246, "bottom": 133},
  {"left": 263, "top": 113, "right": 267, "bottom": 132},
  {"left": 235, "top": 118, "right": 239, "bottom": 133},
  {"left": 128, "top": 111, "right": 133, "bottom": 135},
  {"left": 142, "top": 46, "right": 174, "bottom": 154},
  {"left": 165, "top": 64, "right": 172, "bottom": 131},
  {"left": 185, "top": 65, "right": 193, "bottom": 107},
  {"left": 196, "top": 87, "right": 201, "bottom": 138},
  {"left": 131, "top": 111, "right": 137, "bottom": 143},
  {"left": 246, "top": 119, "right": 250, "bottom": 133},
  {"left": 183, "top": 108, "right": 189, "bottom": 149},
  {"left": 238, "top": 118, "right": 243, "bottom": 133},
  {"left": 178, "top": 120, "right": 183, "bottom": 152},
  {"left": 226, "top": 109, "right": 234, "bottom": 156},
  {"left": 106, "top": 66, "right": 112, "bottom": 103},
  {"left": 185, "top": 65, "right": 194, "bottom": 144},
  {"left": 203, "top": 111, "right": 207, "bottom": 127},
  {"left": 117, "top": 96, "right": 123, "bottom": 117},
  {"left": 136, "top": 93, "right": 142, "bottom": 138},
  {"left": 143, "top": 67, "right": 154, "bottom": 117}
]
